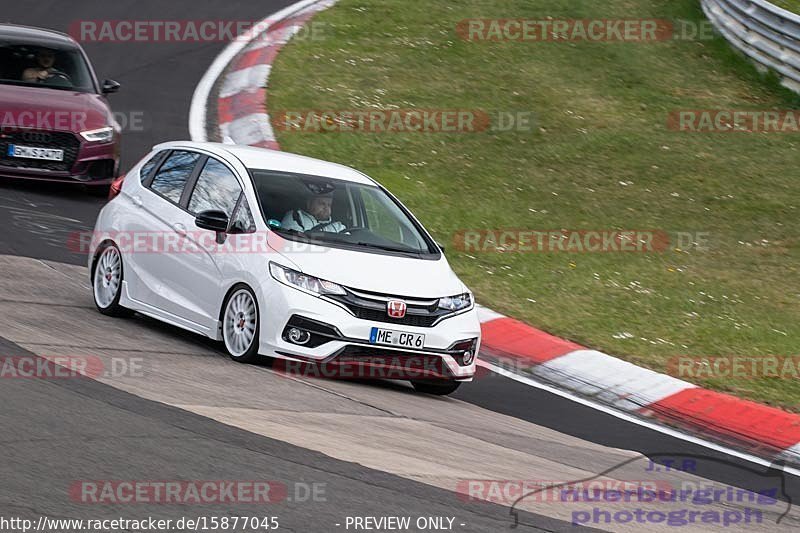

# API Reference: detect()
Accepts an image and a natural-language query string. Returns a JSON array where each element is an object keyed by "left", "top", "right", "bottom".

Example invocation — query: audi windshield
[{"left": 0, "top": 43, "right": 95, "bottom": 92}]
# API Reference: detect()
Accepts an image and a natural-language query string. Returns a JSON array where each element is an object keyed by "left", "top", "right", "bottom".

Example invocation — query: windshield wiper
[
  {"left": 355, "top": 242, "right": 419, "bottom": 254},
  {"left": 271, "top": 228, "right": 422, "bottom": 254},
  {"left": 270, "top": 227, "right": 305, "bottom": 237}
]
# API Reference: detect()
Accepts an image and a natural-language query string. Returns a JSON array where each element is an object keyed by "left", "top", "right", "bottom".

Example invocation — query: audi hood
[{"left": 0, "top": 84, "right": 113, "bottom": 132}]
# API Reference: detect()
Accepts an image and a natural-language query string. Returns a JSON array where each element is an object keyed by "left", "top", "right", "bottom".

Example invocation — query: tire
[
  {"left": 411, "top": 380, "right": 461, "bottom": 396},
  {"left": 92, "top": 243, "right": 132, "bottom": 317},
  {"left": 221, "top": 285, "right": 260, "bottom": 363}
]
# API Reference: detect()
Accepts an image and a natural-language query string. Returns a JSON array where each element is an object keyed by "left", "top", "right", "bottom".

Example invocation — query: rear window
[
  {"left": 149, "top": 151, "right": 200, "bottom": 204},
  {"left": 139, "top": 151, "right": 167, "bottom": 183}
]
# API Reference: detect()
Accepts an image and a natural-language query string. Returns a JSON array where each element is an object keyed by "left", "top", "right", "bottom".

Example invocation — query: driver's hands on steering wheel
[
  {"left": 33, "top": 69, "right": 51, "bottom": 81},
  {"left": 37, "top": 68, "right": 71, "bottom": 83},
  {"left": 307, "top": 220, "right": 343, "bottom": 233}
]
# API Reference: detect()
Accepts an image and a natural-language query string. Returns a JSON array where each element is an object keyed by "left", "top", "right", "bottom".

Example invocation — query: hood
[
  {"left": 267, "top": 233, "right": 466, "bottom": 298},
  {"left": 0, "top": 84, "right": 112, "bottom": 132}
]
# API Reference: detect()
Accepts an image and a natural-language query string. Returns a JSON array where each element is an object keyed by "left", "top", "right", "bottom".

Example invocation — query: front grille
[
  {"left": 327, "top": 287, "right": 453, "bottom": 328},
  {"left": 0, "top": 129, "right": 80, "bottom": 172},
  {"left": 350, "top": 307, "right": 439, "bottom": 327}
]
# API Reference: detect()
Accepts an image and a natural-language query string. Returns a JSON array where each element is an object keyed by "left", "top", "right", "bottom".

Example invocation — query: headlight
[
  {"left": 269, "top": 262, "right": 346, "bottom": 296},
  {"left": 80, "top": 126, "right": 114, "bottom": 143},
  {"left": 438, "top": 293, "right": 472, "bottom": 312}
]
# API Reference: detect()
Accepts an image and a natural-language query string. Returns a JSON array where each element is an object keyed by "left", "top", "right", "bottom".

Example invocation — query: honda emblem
[{"left": 387, "top": 300, "right": 407, "bottom": 319}]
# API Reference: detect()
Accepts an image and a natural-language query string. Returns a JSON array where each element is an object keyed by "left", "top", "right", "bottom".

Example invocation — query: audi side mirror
[{"left": 102, "top": 79, "right": 121, "bottom": 94}]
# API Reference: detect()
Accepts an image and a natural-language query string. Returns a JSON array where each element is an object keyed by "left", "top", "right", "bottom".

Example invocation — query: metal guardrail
[{"left": 701, "top": 0, "right": 800, "bottom": 92}]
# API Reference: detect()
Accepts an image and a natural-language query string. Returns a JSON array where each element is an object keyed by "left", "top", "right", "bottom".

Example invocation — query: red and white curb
[
  {"left": 189, "top": 0, "right": 337, "bottom": 148},
  {"left": 190, "top": 0, "right": 800, "bottom": 467},
  {"left": 477, "top": 309, "right": 800, "bottom": 464}
]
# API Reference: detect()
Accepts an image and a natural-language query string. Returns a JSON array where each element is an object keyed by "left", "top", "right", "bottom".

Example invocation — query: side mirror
[
  {"left": 102, "top": 79, "right": 121, "bottom": 94},
  {"left": 436, "top": 241, "right": 446, "bottom": 253},
  {"left": 195, "top": 210, "right": 229, "bottom": 233}
]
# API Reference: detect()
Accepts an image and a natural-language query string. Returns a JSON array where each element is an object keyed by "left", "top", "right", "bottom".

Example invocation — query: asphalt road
[
  {"left": 1, "top": 2, "right": 799, "bottom": 532},
  {"left": 0, "top": 334, "right": 587, "bottom": 532}
]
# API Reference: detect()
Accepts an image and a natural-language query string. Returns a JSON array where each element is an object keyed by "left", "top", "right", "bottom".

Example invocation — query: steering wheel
[
  {"left": 307, "top": 221, "right": 340, "bottom": 233},
  {"left": 340, "top": 226, "right": 368, "bottom": 234},
  {"left": 41, "top": 69, "right": 72, "bottom": 85}
]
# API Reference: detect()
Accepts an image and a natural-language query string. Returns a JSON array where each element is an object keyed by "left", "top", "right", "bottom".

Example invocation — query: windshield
[
  {"left": 249, "top": 169, "right": 438, "bottom": 256},
  {"left": 0, "top": 43, "right": 95, "bottom": 92}
]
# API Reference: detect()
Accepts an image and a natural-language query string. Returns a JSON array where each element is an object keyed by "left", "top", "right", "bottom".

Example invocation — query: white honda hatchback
[{"left": 89, "top": 142, "right": 480, "bottom": 394}]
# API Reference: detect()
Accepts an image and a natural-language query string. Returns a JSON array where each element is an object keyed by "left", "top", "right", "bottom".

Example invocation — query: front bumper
[
  {"left": 258, "top": 280, "right": 481, "bottom": 381},
  {"left": 0, "top": 131, "right": 118, "bottom": 184}
]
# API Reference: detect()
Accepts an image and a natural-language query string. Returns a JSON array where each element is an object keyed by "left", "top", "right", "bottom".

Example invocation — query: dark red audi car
[{"left": 0, "top": 24, "right": 121, "bottom": 192}]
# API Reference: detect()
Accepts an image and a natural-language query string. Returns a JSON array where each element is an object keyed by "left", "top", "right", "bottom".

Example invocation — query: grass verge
[
  {"left": 771, "top": 1, "right": 800, "bottom": 15},
  {"left": 269, "top": 0, "right": 800, "bottom": 410}
]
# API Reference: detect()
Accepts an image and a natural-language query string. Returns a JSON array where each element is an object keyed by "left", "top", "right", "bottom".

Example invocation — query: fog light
[
  {"left": 287, "top": 328, "right": 311, "bottom": 345},
  {"left": 462, "top": 350, "right": 475, "bottom": 365}
]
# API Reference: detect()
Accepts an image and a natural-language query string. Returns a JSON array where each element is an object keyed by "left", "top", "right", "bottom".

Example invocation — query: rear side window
[
  {"left": 139, "top": 151, "right": 167, "bottom": 183},
  {"left": 149, "top": 151, "right": 201, "bottom": 204},
  {"left": 187, "top": 158, "right": 242, "bottom": 217}
]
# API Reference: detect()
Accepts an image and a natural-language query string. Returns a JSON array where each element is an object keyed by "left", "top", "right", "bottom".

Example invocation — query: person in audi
[
  {"left": 21, "top": 47, "right": 59, "bottom": 83},
  {"left": 280, "top": 182, "right": 346, "bottom": 233}
]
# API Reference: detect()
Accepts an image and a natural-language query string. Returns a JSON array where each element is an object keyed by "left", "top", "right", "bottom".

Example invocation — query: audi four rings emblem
[
  {"left": 387, "top": 300, "right": 407, "bottom": 318},
  {"left": 22, "top": 132, "right": 52, "bottom": 143}
]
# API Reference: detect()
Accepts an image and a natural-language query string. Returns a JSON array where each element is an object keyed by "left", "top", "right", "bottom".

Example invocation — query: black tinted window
[
  {"left": 187, "top": 158, "right": 242, "bottom": 216},
  {"left": 150, "top": 151, "right": 200, "bottom": 204}
]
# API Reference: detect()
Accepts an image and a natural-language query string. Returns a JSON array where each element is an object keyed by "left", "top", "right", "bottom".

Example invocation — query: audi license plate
[
  {"left": 7, "top": 144, "right": 64, "bottom": 161},
  {"left": 369, "top": 327, "right": 425, "bottom": 349}
]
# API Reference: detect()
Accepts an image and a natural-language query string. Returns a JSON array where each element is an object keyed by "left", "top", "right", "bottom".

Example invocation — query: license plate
[
  {"left": 369, "top": 327, "right": 425, "bottom": 349},
  {"left": 7, "top": 144, "right": 64, "bottom": 161}
]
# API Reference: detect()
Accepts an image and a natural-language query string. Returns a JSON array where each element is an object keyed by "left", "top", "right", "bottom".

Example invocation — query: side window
[
  {"left": 187, "top": 158, "right": 242, "bottom": 217},
  {"left": 230, "top": 198, "right": 256, "bottom": 234},
  {"left": 139, "top": 151, "right": 167, "bottom": 183},
  {"left": 149, "top": 151, "right": 201, "bottom": 203}
]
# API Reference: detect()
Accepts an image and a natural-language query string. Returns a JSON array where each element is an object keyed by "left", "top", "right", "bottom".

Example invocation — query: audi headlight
[
  {"left": 80, "top": 126, "right": 114, "bottom": 143},
  {"left": 269, "top": 263, "right": 346, "bottom": 296},
  {"left": 438, "top": 293, "right": 472, "bottom": 312}
]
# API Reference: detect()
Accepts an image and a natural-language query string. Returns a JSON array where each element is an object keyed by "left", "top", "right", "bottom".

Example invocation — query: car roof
[
  {"left": 0, "top": 24, "right": 80, "bottom": 49},
  {"left": 154, "top": 141, "right": 379, "bottom": 186}
]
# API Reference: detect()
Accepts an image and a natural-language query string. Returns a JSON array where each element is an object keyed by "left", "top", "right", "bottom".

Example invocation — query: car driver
[{"left": 281, "top": 188, "right": 346, "bottom": 233}]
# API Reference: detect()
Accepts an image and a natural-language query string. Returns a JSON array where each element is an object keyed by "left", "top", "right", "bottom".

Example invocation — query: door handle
[
  {"left": 173, "top": 223, "right": 187, "bottom": 236},
  {"left": 131, "top": 195, "right": 143, "bottom": 207}
]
